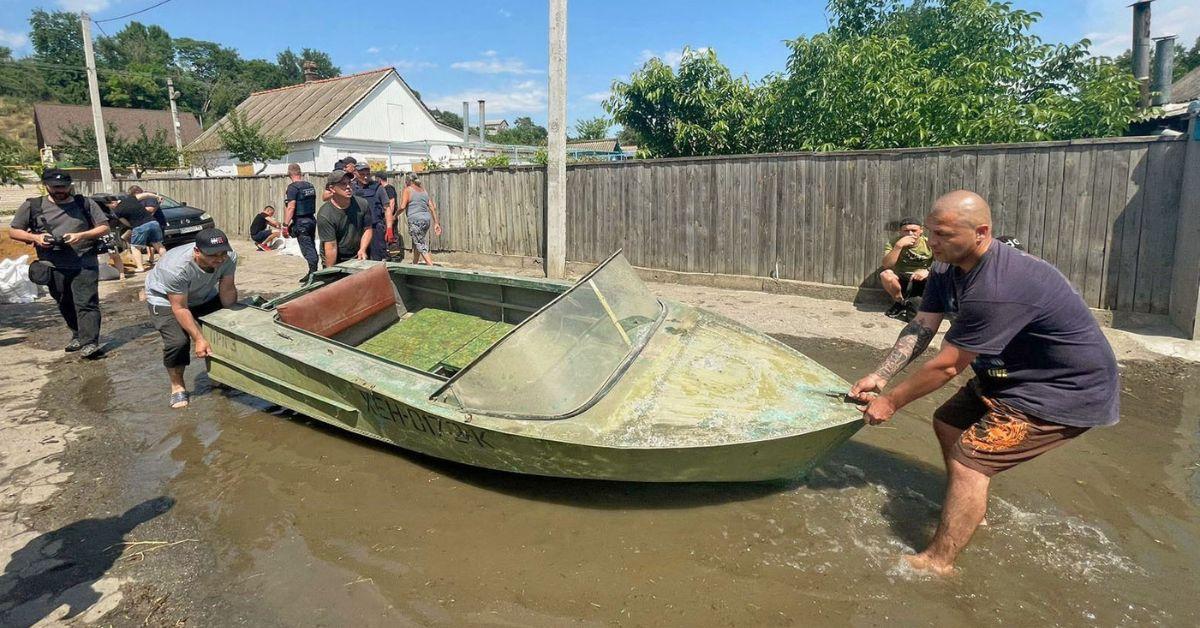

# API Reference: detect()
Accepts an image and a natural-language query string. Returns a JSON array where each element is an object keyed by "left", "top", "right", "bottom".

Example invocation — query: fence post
[{"left": 1169, "top": 101, "right": 1200, "bottom": 339}]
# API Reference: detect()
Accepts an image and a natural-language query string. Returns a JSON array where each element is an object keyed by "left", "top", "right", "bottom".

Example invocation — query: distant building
[
  {"left": 33, "top": 103, "right": 202, "bottom": 163},
  {"left": 484, "top": 119, "right": 510, "bottom": 134},
  {"left": 186, "top": 68, "right": 480, "bottom": 176},
  {"left": 566, "top": 138, "right": 626, "bottom": 161}
]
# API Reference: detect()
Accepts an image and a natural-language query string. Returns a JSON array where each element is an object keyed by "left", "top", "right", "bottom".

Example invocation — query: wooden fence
[{"left": 79, "top": 135, "right": 1190, "bottom": 316}]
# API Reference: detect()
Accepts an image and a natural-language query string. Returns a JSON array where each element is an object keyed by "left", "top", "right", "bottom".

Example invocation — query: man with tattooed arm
[{"left": 850, "top": 190, "right": 1119, "bottom": 575}]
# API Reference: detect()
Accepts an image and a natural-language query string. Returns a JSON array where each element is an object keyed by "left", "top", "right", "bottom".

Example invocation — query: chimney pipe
[
  {"left": 1132, "top": 1, "right": 1153, "bottom": 109},
  {"left": 302, "top": 60, "right": 319, "bottom": 83},
  {"left": 478, "top": 100, "right": 486, "bottom": 143},
  {"left": 462, "top": 100, "right": 470, "bottom": 144},
  {"left": 1152, "top": 35, "right": 1176, "bottom": 105}
]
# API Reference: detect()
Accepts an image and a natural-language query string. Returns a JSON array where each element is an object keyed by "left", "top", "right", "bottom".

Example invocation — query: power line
[
  {"left": 0, "top": 58, "right": 213, "bottom": 89},
  {"left": 94, "top": 0, "right": 178, "bottom": 24}
]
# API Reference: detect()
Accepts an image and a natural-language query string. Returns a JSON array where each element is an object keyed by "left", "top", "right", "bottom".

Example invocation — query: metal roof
[
  {"left": 1172, "top": 65, "right": 1200, "bottom": 104},
  {"left": 566, "top": 138, "right": 622, "bottom": 153},
  {"left": 188, "top": 68, "right": 447, "bottom": 153}
]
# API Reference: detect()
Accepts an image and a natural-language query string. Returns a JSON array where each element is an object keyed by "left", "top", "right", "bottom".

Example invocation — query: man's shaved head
[
  {"left": 924, "top": 190, "right": 994, "bottom": 268},
  {"left": 930, "top": 190, "right": 992, "bottom": 229}
]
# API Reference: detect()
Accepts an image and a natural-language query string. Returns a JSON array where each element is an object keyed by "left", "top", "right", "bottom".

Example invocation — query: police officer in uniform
[
  {"left": 350, "top": 162, "right": 390, "bottom": 261},
  {"left": 282, "top": 163, "right": 319, "bottom": 280}
]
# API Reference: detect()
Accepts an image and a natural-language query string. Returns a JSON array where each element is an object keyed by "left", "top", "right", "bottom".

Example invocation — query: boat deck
[{"left": 357, "top": 308, "right": 513, "bottom": 373}]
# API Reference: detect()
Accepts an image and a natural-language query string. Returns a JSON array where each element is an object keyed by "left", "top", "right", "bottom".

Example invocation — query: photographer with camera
[{"left": 7, "top": 169, "right": 111, "bottom": 358}]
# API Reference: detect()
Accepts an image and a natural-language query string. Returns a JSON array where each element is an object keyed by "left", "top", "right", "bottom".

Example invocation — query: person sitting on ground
[
  {"left": 144, "top": 228, "right": 238, "bottom": 409},
  {"left": 880, "top": 217, "right": 933, "bottom": 319},
  {"left": 114, "top": 192, "right": 166, "bottom": 272},
  {"left": 397, "top": 174, "right": 443, "bottom": 265},
  {"left": 316, "top": 171, "right": 372, "bottom": 267},
  {"left": 249, "top": 205, "right": 282, "bottom": 251}
]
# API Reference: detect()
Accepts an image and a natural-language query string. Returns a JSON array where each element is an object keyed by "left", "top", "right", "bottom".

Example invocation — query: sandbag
[{"left": 0, "top": 255, "right": 41, "bottom": 303}]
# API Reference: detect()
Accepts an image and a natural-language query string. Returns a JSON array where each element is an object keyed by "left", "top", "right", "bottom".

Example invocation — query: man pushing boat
[{"left": 850, "top": 190, "right": 1119, "bottom": 575}]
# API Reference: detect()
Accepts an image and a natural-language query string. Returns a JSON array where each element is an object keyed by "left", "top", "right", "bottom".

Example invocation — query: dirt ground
[{"left": 1, "top": 242, "right": 1198, "bottom": 627}]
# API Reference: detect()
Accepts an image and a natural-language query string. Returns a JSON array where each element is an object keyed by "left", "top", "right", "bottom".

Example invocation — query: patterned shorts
[
  {"left": 933, "top": 379, "right": 1089, "bottom": 477},
  {"left": 408, "top": 216, "right": 431, "bottom": 254}
]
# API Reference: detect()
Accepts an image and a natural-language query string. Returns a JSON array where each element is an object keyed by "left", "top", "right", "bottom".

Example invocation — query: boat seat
[{"left": 277, "top": 265, "right": 405, "bottom": 345}]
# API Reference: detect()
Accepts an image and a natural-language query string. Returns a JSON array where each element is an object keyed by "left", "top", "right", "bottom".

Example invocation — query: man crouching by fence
[{"left": 145, "top": 228, "right": 238, "bottom": 409}]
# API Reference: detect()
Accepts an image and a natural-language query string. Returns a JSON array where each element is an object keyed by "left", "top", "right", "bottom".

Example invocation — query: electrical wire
[
  {"left": 0, "top": 58, "right": 213, "bottom": 88},
  {"left": 94, "top": 0, "right": 178, "bottom": 24}
]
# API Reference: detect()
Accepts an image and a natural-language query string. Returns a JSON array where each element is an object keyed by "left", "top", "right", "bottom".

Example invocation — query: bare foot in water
[{"left": 903, "top": 553, "right": 956, "bottom": 576}]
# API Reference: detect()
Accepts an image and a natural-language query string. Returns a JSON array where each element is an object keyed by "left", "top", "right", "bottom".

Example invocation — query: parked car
[{"left": 91, "top": 193, "right": 215, "bottom": 249}]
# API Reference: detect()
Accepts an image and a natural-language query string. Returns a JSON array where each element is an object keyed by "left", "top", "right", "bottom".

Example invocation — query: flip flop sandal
[{"left": 169, "top": 391, "right": 190, "bottom": 408}]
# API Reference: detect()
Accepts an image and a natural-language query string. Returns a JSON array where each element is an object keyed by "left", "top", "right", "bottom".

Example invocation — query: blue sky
[{"left": 1, "top": 0, "right": 1197, "bottom": 131}]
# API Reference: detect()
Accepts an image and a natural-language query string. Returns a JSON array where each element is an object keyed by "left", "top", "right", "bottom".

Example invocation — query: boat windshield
[{"left": 436, "top": 253, "right": 662, "bottom": 418}]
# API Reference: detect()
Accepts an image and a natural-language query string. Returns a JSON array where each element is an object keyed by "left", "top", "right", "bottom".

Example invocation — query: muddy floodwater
[{"left": 23, "top": 322, "right": 1200, "bottom": 626}]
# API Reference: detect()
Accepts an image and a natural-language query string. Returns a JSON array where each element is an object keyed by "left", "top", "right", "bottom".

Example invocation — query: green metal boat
[{"left": 202, "top": 252, "right": 863, "bottom": 482}]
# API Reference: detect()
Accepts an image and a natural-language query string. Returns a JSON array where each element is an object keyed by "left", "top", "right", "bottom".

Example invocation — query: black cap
[
  {"left": 333, "top": 158, "right": 346, "bottom": 170},
  {"left": 355, "top": 162, "right": 370, "bottom": 171},
  {"left": 326, "top": 170, "right": 351, "bottom": 187},
  {"left": 997, "top": 235, "right": 1025, "bottom": 251},
  {"left": 343, "top": 156, "right": 357, "bottom": 165},
  {"left": 898, "top": 217, "right": 921, "bottom": 228},
  {"left": 41, "top": 168, "right": 72, "bottom": 186},
  {"left": 194, "top": 228, "right": 233, "bottom": 255}
]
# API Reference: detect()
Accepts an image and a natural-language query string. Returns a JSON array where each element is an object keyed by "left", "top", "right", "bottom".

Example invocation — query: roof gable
[
  {"left": 188, "top": 68, "right": 465, "bottom": 153},
  {"left": 33, "top": 103, "right": 201, "bottom": 148}
]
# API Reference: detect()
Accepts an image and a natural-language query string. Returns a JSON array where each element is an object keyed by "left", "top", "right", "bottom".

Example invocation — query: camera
[{"left": 41, "top": 233, "right": 67, "bottom": 248}]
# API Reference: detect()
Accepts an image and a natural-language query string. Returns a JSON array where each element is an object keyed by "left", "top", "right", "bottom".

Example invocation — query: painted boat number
[{"left": 359, "top": 391, "right": 493, "bottom": 449}]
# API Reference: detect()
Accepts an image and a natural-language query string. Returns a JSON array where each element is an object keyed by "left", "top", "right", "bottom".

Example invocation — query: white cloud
[
  {"left": 498, "top": 9, "right": 511, "bottom": 18},
  {"left": 58, "top": 0, "right": 111, "bottom": 12},
  {"left": 451, "top": 51, "right": 542, "bottom": 75},
  {"left": 583, "top": 91, "right": 610, "bottom": 103},
  {"left": 1081, "top": 0, "right": 1200, "bottom": 58},
  {"left": 637, "top": 46, "right": 711, "bottom": 69},
  {"left": 0, "top": 29, "right": 28, "bottom": 49},
  {"left": 365, "top": 46, "right": 381, "bottom": 54},
  {"left": 426, "top": 82, "right": 547, "bottom": 115}
]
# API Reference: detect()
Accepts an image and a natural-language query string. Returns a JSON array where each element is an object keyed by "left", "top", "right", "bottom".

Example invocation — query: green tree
[
  {"left": 56, "top": 122, "right": 179, "bottom": 176},
  {"left": 616, "top": 125, "right": 641, "bottom": 147},
  {"left": 605, "top": 1, "right": 1141, "bottom": 157},
  {"left": 0, "top": 136, "right": 31, "bottom": 185},
  {"left": 606, "top": 48, "right": 759, "bottom": 157},
  {"left": 276, "top": 48, "right": 340, "bottom": 83},
  {"left": 430, "top": 108, "right": 464, "bottom": 130},
  {"left": 95, "top": 21, "right": 174, "bottom": 109},
  {"left": 28, "top": 10, "right": 87, "bottom": 103},
  {"left": 572, "top": 116, "right": 611, "bottom": 140},
  {"left": 491, "top": 116, "right": 548, "bottom": 145},
  {"left": 1114, "top": 35, "right": 1200, "bottom": 84},
  {"left": 216, "top": 109, "right": 286, "bottom": 174}
]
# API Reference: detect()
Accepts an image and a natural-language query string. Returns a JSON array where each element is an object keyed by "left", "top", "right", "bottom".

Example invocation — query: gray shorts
[{"left": 408, "top": 216, "right": 431, "bottom": 254}]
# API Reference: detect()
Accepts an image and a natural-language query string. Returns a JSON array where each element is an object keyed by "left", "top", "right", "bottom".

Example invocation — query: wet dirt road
[{"left": 3, "top": 284, "right": 1199, "bottom": 626}]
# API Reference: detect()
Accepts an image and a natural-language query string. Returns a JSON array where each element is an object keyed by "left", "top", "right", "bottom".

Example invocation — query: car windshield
[
  {"left": 156, "top": 195, "right": 182, "bottom": 209},
  {"left": 436, "top": 252, "right": 662, "bottom": 419}
]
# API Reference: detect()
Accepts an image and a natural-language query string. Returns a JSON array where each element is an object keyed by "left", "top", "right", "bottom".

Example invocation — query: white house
[{"left": 186, "top": 68, "right": 481, "bottom": 175}]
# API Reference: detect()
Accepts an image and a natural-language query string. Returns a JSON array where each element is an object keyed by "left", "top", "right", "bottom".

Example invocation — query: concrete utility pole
[
  {"left": 545, "top": 0, "right": 567, "bottom": 279},
  {"left": 1132, "top": 1, "right": 1153, "bottom": 110},
  {"left": 80, "top": 13, "right": 112, "bottom": 191},
  {"left": 167, "top": 78, "right": 185, "bottom": 168},
  {"left": 462, "top": 100, "right": 470, "bottom": 145}
]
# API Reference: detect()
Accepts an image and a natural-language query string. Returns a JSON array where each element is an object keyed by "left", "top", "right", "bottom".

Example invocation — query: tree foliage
[
  {"left": 490, "top": 117, "right": 549, "bottom": 145},
  {"left": 0, "top": 136, "right": 31, "bottom": 185},
  {"left": 430, "top": 108, "right": 464, "bottom": 130},
  {"left": 57, "top": 122, "right": 179, "bottom": 176},
  {"left": 215, "top": 110, "right": 286, "bottom": 173},
  {"left": 4, "top": 10, "right": 341, "bottom": 125},
  {"left": 1114, "top": 36, "right": 1200, "bottom": 84},
  {"left": 572, "top": 116, "right": 611, "bottom": 140},
  {"left": 606, "top": 0, "right": 1142, "bottom": 157}
]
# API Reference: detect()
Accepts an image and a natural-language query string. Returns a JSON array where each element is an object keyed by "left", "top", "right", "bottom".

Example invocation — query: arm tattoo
[{"left": 873, "top": 320, "right": 937, "bottom": 380}]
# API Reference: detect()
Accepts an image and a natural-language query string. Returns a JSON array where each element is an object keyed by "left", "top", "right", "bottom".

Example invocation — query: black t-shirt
[
  {"left": 384, "top": 183, "right": 397, "bottom": 203},
  {"left": 286, "top": 180, "right": 317, "bottom": 217},
  {"left": 920, "top": 240, "right": 1119, "bottom": 427},
  {"left": 115, "top": 196, "right": 152, "bottom": 228},
  {"left": 141, "top": 196, "right": 166, "bottom": 229},
  {"left": 250, "top": 212, "right": 270, "bottom": 235},
  {"left": 316, "top": 197, "right": 370, "bottom": 263}
]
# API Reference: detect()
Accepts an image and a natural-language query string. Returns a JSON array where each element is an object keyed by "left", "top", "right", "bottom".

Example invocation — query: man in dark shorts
[
  {"left": 316, "top": 171, "right": 372, "bottom": 266},
  {"left": 283, "top": 163, "right": 319, "bottom": 280},
  {"left": 144, "top": 228, "right": 238, "bottom": 408},
  {"left": 850, "top": 190, "right": 1119, "bottom": 575},
  {"left": 248, "top": 205, "right": 281, "bottom": 250},
  {"left": 7, "top": 169, "right": 111, "bottom": 357}
]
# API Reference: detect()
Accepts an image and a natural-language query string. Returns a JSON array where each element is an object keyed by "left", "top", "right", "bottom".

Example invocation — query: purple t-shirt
[{"left": 920, "top": 240, "right": 1119, "bottom": 427}]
